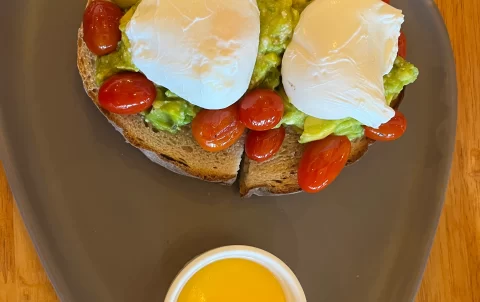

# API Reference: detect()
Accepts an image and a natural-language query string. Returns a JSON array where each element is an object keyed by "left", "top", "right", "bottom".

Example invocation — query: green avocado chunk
[
  {"left": 250, "top": 0, "right": 299, "bottom": 89},
  {"left": 300, "top": 118, "right": 364, "bottom": 143},
  {"left": 144, "top": 89, "right": 200, "bottom": 134},
  {"left": 277, "top": 88, "right": 306, "bottom": 129},
  {"left": 384, "top": 56, "right": 420, "bottom": 105},
  {"left": 95, "top": 33, "right": 139, "bottom": 85}
]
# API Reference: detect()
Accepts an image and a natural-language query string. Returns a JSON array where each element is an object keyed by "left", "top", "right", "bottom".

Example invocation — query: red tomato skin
[
  {"left": 245, "top": 127, "right": 286, "bottom": 162},
  {"left": 364, "top": 111, "right": 407, "bottom": 141},
  {"left": 398, "top": 31, "right": 407, "bottom": 58},
  {"left": 382, "top": 0, "right": 390, "bottom": 4},
  {"left": 298, "top": 136, "right": 351, "bottom": 193},
  {"left": 98, "top": 73, "right": 156, "bottom": 114},
  {"left": 239, "top": 89, "right": 284, "bottom": 131},
  {"left": 83, "top": 1, "right": 123, "bottom": 56},
  {"left": 192, "top": 104, "right": 246, "bottom": 152}
]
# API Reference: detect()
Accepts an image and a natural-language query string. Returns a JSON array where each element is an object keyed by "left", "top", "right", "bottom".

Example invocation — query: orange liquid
[{"left": 177, "top": 258, "right": 286, "bottom": 302}]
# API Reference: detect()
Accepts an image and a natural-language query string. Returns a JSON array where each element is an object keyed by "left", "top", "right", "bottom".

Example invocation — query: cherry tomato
[
  {"left": 398, "top": 31, "right": 406, "bottom": 58},
  {"left": 298, "top": 136, "right": 351, "bottom": 193},
  {"left": 364, "top": 111, "right": 407, "bottom": 141},
  {"left": 98, "top": 72, "right": 156, "bottom": 114},
  {"left": 83, "top": 1, "right": 123, "bottom": 56},
  {"left": 192, "top": 104, "right": 245, "bottom": 152},
  {"left": 382, "top": 0, "right": 390, "bottom": 3},
  {"left": 245, "top": 127, "right": 286, "bottom": 162},
  {"left": 239, "top": 89, "right": 284, "bottom": 131}
]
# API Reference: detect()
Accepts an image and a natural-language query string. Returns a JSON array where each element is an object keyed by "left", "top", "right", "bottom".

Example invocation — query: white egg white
[
  {"left": 282, "top": 0, "right": 404, "bottom": 128},
  {"left": 126, "top": 0, "right": 260, "bottom": 109}
]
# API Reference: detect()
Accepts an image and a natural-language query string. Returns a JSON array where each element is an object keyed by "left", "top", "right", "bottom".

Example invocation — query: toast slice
[
  {"left": 240, "top": 91, "right": 405, "bottom": 197},
  {"left": 77, "top": 27, "right": 244, "bottom": 184}
]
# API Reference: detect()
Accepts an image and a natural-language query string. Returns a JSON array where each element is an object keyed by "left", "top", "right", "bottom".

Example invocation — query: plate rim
[{"left": 0, "top": 0, "right": 458, "bottom": 301}]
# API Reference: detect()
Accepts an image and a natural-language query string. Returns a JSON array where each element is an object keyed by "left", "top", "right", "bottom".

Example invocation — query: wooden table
[{"left": 1, "top": 0, "right": 479, "bottom": 301}]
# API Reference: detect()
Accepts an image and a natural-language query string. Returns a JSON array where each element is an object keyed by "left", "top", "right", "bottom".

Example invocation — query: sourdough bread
[
  {"left": 240, "top": 91, "right": 405, "bottom": 197},
  {"left": 77, "top": 27, "right": 244, "bottom": 184}
]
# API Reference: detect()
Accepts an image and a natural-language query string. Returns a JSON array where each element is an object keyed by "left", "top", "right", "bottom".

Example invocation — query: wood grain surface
[{"left": 1, "top": 0, "right": 479, "bottom": 301}]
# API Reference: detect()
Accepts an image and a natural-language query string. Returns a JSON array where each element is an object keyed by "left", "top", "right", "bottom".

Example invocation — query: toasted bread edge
[{"left": 77, "top": 27, "right": 243, "bottom": 185}]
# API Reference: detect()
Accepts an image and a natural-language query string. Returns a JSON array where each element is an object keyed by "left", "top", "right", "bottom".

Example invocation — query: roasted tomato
[
  {"left": 83, "top": 1, "right": 123, "bottom": 56},
  {"left": 298, "top": 136, "right": 351, "bottom": 193},
  {"left": 398, "top": 31, "right": 407, "bottom": 58},
  {"left": 98, "top": 72, "right": 156, "bottom": 114},
  {"left": 245, "top": 127, "right": 286, "bottom": 162},
  {"left": 192, "top": 104, "right": 245, "bottom": 152},
  {"left": 239, "top": 89, "right": 284, "bottom": 131},
  {"left": 364, "top": 111, "right": 407, "bottom": 141}
]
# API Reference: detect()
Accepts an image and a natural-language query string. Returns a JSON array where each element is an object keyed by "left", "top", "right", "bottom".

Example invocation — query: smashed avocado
[
  {"left": 145, "top": 89, "right": 200, "bottom": 134},
  {"left": 250, "top": 0, "right": 299, "bottom": 89},
  {"left": 285, "top": 56, "right": 419, "bottom": 143},
  {"left": 145, "top": 89, "right": 199, "bottom": 134},
  {"left": 250, "top": 0, "right": 314, "bottom": 89},
  {"left": 300, "top": 118, "right": 364, "bottom": 143},
  {"left": 277, "top": 88, "right": 306, "bottom": 129},
  {"left": 384, "top": 56, "right": 420, "bottom": 105},
  {"left": 95, "top": 33, "right": 138, "bottom": 84}
]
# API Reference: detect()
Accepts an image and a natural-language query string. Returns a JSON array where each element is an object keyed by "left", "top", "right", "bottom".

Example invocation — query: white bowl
[{"left": 164, "top": 245, "right": 306, "bottom": 302}]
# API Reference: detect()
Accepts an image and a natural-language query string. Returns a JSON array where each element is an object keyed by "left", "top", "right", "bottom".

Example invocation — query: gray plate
[{"left": 0, "top": 0, "right": 456, "bottom": 301}]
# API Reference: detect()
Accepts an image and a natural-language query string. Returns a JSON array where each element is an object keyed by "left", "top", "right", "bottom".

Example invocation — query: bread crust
[{"left": 77, "top": 26, "right": 244, "bottom": 184}]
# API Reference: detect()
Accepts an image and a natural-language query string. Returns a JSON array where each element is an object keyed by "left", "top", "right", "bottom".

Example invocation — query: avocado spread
[
  {"left": 249, "top": 0, "right": 298, "bottom": 89},
  {"left": 144, "top": 89, "right": 200, "bottom": 133},
  {"left": 249, "top": 0, "right": 313, "bottom": 89},
  {"left": 384, "top": 56, "right": 420, "bottom": 105},
  {"left": 94, "top": 0, "right": 419, "bottom": 141}
]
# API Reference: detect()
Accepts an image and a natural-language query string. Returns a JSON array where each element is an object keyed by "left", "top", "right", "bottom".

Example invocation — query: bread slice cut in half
[
  {"left": 77, "top": 27, "right": 245, "bottom": 185},
  {"left": 240, "top": 91, "right": 405, "bottom": 197},
  {"left": 78, "top": 9, "right": 406, "bottom": 194}
]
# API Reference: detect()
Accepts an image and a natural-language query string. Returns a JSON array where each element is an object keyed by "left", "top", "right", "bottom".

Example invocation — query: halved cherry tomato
[
  {"left": 239, "top": 89, "right": 284, "bottom": 131},
  {"left": 98, "top": 72, "right": 156, "bottom": 114},
  {"left": 245, "top": 127, "right": 286, "bottom": 162},
  {"left": 364, "top": 111, "right": 407, "bottom": 141},
  {"left": 298, "top": 136, "right": 351, "bottom": 193},
  {"left": 192, "top": 104, "right": 245, "bottom": 152},
  {"left": 398, "top": 31, "right": 406, "bottom": 58},
  {"left": 83, "top": 1, "right": 123, "bottom": 56}
]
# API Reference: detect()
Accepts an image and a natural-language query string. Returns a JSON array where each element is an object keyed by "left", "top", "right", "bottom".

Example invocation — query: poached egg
[
  {"left": 126, "top": 0, "right": 260, "bottom": 109},
  {"left": 282, "top": 0, "right": 404, "bottom": 128}
]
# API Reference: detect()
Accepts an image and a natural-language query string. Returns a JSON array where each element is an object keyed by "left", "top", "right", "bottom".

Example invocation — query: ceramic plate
[{"left": 0, "top": 0, "right": 456, "bottom": 301}]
